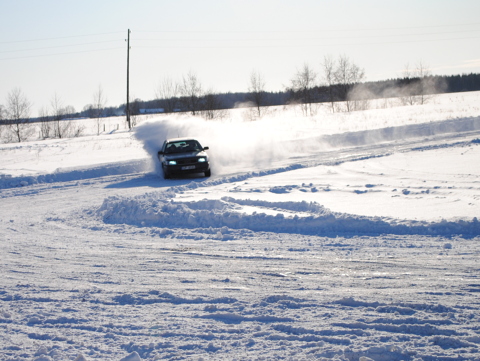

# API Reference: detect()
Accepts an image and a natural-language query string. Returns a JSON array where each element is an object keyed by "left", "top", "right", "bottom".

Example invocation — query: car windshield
[{"left": 164, "top": 140, "right": 202, "bottom": 154}]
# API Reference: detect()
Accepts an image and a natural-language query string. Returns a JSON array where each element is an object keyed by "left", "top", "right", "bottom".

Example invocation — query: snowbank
[{"left": 98, "top": 190, "right": 480, "bottom": 237}]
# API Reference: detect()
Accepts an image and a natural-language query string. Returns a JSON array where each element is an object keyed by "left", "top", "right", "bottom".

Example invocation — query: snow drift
[{"left": 98, "top": 190, "right": 480, "bottom": 237}]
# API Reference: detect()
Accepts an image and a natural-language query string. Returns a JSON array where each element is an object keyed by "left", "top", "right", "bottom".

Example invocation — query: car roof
[{"left": 165, "top": 137, "right": 198, "bottom": 143}]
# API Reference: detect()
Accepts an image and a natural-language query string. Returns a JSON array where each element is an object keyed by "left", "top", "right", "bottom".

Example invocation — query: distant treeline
[
  {"left": 347, "top": 73, "right": 480, "bottom": 99},
  {"left": 138, "top": 72, "right": 480, "bottom": 113},
  {"left": 3, "top": 72, "right": 479, "bottom": 143},
  {"left": 29, "top": 72, "right": 480, "bottom": 120},
  {"left": 440, "top": 73, "right": 480, "bottom": 92}
]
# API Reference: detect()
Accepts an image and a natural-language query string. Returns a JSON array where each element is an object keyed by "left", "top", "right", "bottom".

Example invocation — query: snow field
[
  {"left": 2, "top": 200, "right": 480, "bottom": 360},
  {"left": 1, "top": 91, "right": 480, "bottom": 360}
]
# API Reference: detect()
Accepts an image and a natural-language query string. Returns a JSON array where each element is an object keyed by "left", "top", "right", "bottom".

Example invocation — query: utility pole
[{"left": 126, "top": 29, "right": 131, "bottom": 129}]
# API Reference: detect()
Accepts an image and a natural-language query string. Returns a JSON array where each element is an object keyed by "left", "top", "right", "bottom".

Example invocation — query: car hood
[{"left": 163, "top": 151, "right": 208, "bottom": 160}]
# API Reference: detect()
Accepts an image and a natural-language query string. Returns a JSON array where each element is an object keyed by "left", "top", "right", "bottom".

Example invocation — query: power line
[
  {"left": 136, "top": 22, "right": 480, "bottom": 34},
  {"left": 134, "top": 28, "right": 480, "bottom": 43},
  {"left": 134, "top": 35, "right": 480, "bottom": 50},
  {"left": 0, "top": 47, "right": 124, "bottom": 61},
  {"left": 3, "top": 22, "right": 478, "bottom": 58},
  {"left": 2, "top": 34, "right": 478, "bottom": 60},
  {"left": 0, "top": 31, "right": 124, "bottom": 45},
  {"left": 0, "top": 40, "right": 123, "bottom": 54}
]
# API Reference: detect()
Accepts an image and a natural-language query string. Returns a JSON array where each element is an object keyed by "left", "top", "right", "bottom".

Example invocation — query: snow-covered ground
[{"left": 1, "top": 92, "right": 480, "bottom": 360}]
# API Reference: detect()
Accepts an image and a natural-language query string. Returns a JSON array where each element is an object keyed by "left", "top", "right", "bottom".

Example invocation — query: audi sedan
[{"left": 157, "top": 138, "right": 211, "bottom": 179}]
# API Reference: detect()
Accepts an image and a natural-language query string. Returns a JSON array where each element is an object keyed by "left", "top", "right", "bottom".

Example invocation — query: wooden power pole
[{"left": 126, "top": 29, "right": 131, "bottom": 129}]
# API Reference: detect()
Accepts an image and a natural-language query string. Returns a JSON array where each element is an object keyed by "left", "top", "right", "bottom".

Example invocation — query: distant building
[{"left": 139, "top": 108, "right": 164, "bottom": 114}]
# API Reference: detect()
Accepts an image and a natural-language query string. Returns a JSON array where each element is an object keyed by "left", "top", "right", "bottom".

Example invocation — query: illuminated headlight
[
  {"left": 198, "top": 157, "right": 206, "bottom": 163},
  {"left": 167, "top": 160, "right": 177, "bottom": 165}
]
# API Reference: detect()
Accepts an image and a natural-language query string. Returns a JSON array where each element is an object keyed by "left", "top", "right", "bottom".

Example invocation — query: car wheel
[
  {"left": 204, "top": 169, "right": 211, "bottom": 177},
  {"left": 162, "top": 166, "right": 170, "bottom": 179}
]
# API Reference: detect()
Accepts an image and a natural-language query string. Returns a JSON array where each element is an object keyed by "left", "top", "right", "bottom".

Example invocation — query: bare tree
[
  {"left": 399, "top": 63, "right": 417, "bottom": 106},
  {"left": 180, "top": 71, "right": 203, "bottom": 116},
  {"left": 334, "top": 55, "right": 365, "bottom": 112},
  {"left": 50, "top": 93, "right": 69, "bottom": 138},
  {"left": 414, "top": 61, "right": 433, "bottom": 105},
  {"left": 322, "top": 55, "right": 337, "bottom": 113},
  {"left": 155, "top": 77, "right": 179, "bottom": 113},
  {"left": 289, "top": 63, "right": 318, "bottom": 116},
  {"left": 4, "top": 88, "right": 33, "bottom": 142},
  {"left": 38, "top": 106, "right": 52, "bottom": 139},
  {"left": 400, "top": 61, "right": 438, "bottom": 106},
  {"left": 92, "top": 85, "right": 107, "bottom": 135},
  {"left": 247, "top": 70, "right": 267, "bottom": 118}
]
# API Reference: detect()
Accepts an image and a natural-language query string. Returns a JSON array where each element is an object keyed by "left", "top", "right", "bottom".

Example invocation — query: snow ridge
[
  {"left": 0, "top": 160, "right": 148, "bottom": 189},
  {"left": 98, "top": 191, "right": 480, "bottom": 237}
]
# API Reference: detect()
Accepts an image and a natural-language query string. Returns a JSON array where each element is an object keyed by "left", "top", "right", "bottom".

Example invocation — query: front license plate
[{"left": 182, "top": 165, "right": 196, "bottom": 170}]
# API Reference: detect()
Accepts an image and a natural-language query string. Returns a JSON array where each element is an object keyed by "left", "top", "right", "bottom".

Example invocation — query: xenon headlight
[{"left": 167, "top": 160, "right": 177, "bottom": 165}]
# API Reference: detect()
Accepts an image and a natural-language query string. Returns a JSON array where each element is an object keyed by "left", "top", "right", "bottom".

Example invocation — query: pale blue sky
[{"left": 1, "top": 0, "right": 480, "bottom": 114}]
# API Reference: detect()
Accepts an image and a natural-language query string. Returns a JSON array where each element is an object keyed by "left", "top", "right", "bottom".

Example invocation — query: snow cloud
[{"left": 133, "top": 115, "right": 302, "bottom": 176}]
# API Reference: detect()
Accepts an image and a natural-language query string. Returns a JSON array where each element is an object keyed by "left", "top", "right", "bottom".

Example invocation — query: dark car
[{"left": 157, "top": 138, "right": 211, "bottom": 179}]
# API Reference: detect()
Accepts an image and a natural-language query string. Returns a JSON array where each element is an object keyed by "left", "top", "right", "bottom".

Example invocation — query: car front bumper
[{"left": 163, "top": 162, "right": 210, "bottom": 175}]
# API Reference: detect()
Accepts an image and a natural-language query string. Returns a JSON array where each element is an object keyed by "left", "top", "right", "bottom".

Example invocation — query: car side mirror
[
  {"left": 158, "top": 151, "right": 163, "bottom": 155},
  {"left": 203, "top": 146, "right": 209, "bottom": 150}
]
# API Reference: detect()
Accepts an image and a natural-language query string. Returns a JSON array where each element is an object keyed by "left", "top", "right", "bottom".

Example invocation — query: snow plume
[
  {"left": 133, "top": 112, "right": 480, "bottom": 177},
  {"left": 133, "top": 116, "right": 308, "bottom": 176},
  {"left": 347, "top": 76, "right": 448, "bottom": 107}
]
